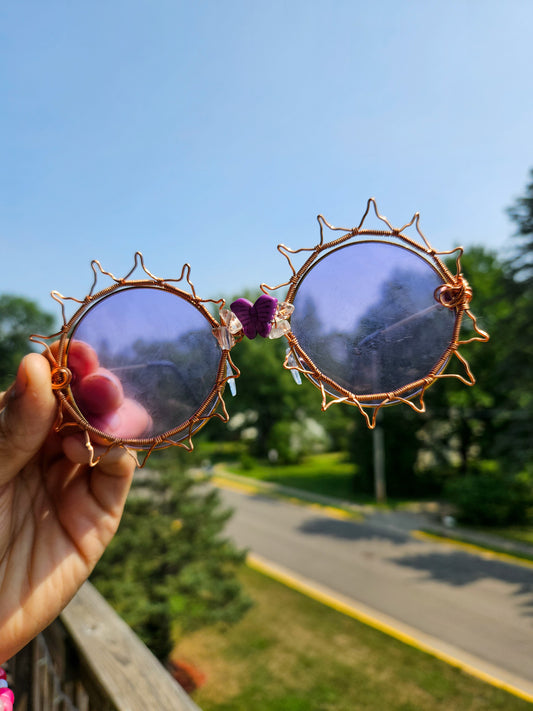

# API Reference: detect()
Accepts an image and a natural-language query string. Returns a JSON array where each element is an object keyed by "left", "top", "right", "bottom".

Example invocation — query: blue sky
[{"left": 2, "top": 1, "right": 533, "bottom": 319}]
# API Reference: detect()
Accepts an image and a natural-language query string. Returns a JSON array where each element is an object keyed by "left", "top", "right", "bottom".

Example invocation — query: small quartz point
[
  {"left": 267, "top": 301, "right": 294, "bottom": 339},
  {"left": 269, "top": 319, "right": 291, "bottom": 339},
  {"left": 277, "top": 301, "right": 295, "bottom": 319},
  {"left": 220, "top": 308, "right": 243, "bottom": 334},
  {"left": 286, "top": 349, "right": 302, "bottom": 385},
  {"left": 226, "top": 360, "right": 237, "bottom": 396},
  {"left": 213, "top": 326, "right": 234, "bottom": 350}
]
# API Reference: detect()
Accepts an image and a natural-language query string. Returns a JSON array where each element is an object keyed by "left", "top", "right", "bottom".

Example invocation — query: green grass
[
  {"left": 223, "top": 451, "right": 439, "bottom": 509},
  {"left": 173, "top": 566, "right": 531, "bottom": 711},
  {"left": 476, "top": 526, "right": 533, "bottom": 548},
  {"left": 226, "top": 451, "right": 363, "bottom": 502}
]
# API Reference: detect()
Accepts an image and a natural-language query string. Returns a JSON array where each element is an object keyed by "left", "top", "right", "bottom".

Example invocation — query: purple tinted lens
[
  {"left": 68, "top": 287, "right": 221, "bottom": 441},
  {"left": 290, "top": 242, "right": 456, "bottom": 399}
]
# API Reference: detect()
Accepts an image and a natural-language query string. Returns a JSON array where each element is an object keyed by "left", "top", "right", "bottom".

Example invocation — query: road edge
[{"left": 247, "top": 552, "right": 533, "bottom": 704}]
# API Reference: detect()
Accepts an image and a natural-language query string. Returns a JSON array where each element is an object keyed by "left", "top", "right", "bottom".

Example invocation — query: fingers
[
  {"left": 50, "top": 340, "right": 99, "bottom": 383},
  {"left": 62, "top": 435, "right": 137, "bottom": 478},
  {"left": 90, "top": 398, "right": 153, "bottom": 439},
  {"left": 66, "top": 340, "right": 99, "bottom": 382},
  {"left": 61, "top": 434, "right": 137, "bottom": 519},
  {"left": 67, "top": 341, "right": 152, "bottom": 439},
  {"left": 75, "top": 368, "right": 124, "bottom": 414},
  {"left": 0, "top": 354, "right": 57, "bottom": 486}
]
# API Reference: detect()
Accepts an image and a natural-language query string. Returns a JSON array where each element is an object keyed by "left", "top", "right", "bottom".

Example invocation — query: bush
[
  {"left": 266, "top": 416, "right": 330, "bottom": 465},
  {"left": 91, "top": 454, "right": 252, "bottom": 660},
  {"left": 444, "top": 460, "right": 533, "bottom": 526}
]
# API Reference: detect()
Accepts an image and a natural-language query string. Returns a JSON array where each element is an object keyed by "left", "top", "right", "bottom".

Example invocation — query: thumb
[{"left": 0, "top": 353, "right": 57, "bottom": 486}]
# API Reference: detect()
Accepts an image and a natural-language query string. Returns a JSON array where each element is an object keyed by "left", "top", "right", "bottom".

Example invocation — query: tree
[
  {"left": 503, "top": 172, "right": 533, "bottom": 470},
  {"left": 348, "top": 246, "right": 523, "bottom": 499},
  {"left": 410, "top": 242, "right": 533, "bottom": 528},
  {"left": 225, "top": 330, "right": 357, "bottom": 461},
  {"left": 0, "top": 295, "right": 55, "bottom": 389},
  {"left": 507, "top": 167, "right": 533, "bottom": 285},
  {"left": 426, "top": 249, "right": 513, "bottom": 466},
  {"left": 90, "top": 452, "right": 252, "bottom": 660}
]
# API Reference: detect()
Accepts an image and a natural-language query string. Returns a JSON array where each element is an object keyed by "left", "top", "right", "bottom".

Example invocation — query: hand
[
  {"left": 0, "top": 353, "right": 137, "bottom": 663},
  {"left": 52, "top": 340, "right": 153, "bottom": 439}
]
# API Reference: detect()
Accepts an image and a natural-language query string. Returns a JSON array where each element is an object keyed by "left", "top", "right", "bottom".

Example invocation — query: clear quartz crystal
[
  {"left": 226, "top": 360, "right": 237, "bottom": 396},
  {"left": 268, "top": 319, "right": 291, "bottom": 339},
  {"left": 220, "top": 308, "right": 243, "bottom": 334},
  {"left": 213, "top": 326, "right": 234, "bottom": 350},
  {"left": 277, "top": 301, "right": 294, "bottom": 319},
  {"left": 286, "top": 348, "right": 302, "bottom": 384}
]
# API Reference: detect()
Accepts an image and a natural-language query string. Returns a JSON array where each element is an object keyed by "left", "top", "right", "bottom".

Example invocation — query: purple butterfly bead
[{"left": 230, "top": 295, "right": 278, "bottom": 339}]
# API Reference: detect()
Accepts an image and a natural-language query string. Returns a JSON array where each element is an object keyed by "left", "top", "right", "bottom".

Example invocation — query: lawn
[
  {"left": 479, "top": 527, "right": 533, "bottom": 548},
  {"left": 172, "top": 565, "right": 531, "bottom": 711},
  {"left": 225, "top": 451, "right": 363, "bottom": 502}
]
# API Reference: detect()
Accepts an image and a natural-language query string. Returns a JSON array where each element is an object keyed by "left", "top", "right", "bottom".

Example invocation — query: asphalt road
[{"left": 217, "top": 484, "right": 533, "bottom": 696}]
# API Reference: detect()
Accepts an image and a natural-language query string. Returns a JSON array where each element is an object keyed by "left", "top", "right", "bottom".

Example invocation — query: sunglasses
[{"left": 32, "top": 199, "right": 489, "bottom": 465}]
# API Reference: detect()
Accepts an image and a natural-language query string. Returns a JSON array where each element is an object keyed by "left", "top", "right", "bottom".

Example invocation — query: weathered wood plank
[{"left": 60, "top": 582, "right": 201, "bottom": 711}]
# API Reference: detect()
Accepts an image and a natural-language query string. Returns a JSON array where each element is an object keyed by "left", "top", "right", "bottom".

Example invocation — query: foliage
[
  {"left": 338, "top": 236, "right": 533, "bottom": 512},
  {"left": 412, "top": 247, "right": 517, "bottom": 477},
  {"left": 0, "top": 295, "right": 54, "bottom": 389},
  {"left": 267, "top": 416, "right": 330, "bottom": 464},
  {"left": 224, "top": 333, "right": 324, "bottom": 459},
  {"left": 507, "top": 166, "right": 533, "bottom": 285},
  {"left": 91, "top": 452, "right": 252, "bottom": 660},
  {"left": 211, "top": 288, "right": 354, "bottom": 461},
  {"left": 445, "top": 461, "right": 533, "bottom": 526}
]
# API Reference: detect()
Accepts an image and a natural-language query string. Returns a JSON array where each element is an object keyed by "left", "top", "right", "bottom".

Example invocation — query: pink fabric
[
  {"left": 0, "top": 686, "right": 14, "bottom": 710},
  {"left": 0, "top": 667, "right": 14, "bottom": 711}
]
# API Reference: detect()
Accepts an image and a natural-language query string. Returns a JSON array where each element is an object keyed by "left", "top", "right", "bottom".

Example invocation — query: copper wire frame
[
  {"left": 31, "top": 200, "right": 489, "bottom": 466},
  {"left": 30, "top": 253, "right": 240, "bottom": 467},
  {"left": 261, "top": 198, "right": 489, "bottom": 428}
]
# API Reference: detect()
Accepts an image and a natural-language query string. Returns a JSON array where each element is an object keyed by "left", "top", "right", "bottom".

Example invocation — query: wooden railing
[{"left": 10, "top": 581, "right": 202, "bottom": 711}]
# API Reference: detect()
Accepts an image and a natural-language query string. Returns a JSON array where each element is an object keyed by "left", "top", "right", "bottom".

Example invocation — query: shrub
[
  {"left": 266, "top": 416, "right": 331, "bottom": 465},
  {"left": 91, "top": 455, "right": 252, "bottom": 661},
  {"left": 444, "top": 460, "right": 533, "bottom": 526}
]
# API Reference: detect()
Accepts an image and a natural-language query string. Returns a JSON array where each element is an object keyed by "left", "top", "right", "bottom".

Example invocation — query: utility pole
[{"left": 373, "top": 413, "right": 386, "bottom": 503}]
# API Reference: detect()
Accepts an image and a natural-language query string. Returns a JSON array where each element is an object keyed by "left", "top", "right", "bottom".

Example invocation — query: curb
[
  {"left": 247, "top": 552, "right": 533, "bottom": 704},
  {"left": 210, "top": 467, "right": 365, "bottom": 521}
]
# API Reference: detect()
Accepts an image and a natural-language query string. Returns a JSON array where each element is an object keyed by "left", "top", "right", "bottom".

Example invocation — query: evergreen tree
[
  {"left": 504, "top": 171, "right": 533, "bottom": 468},
  {"left": 507, "top": 167, "right": 533, "bottom": 285},
  {"left": 91, "top": 452, "right": 252, "bottom": 661}
]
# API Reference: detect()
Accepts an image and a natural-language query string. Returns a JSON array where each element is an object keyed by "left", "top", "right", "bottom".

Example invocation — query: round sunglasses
[{"left": 31, "top": 199, "right": 489, "bottom": 465}]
